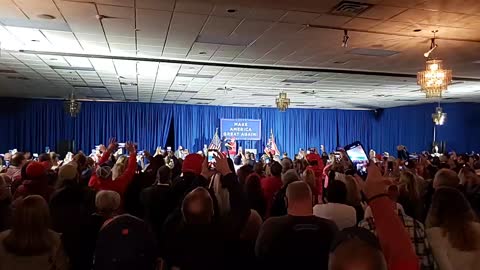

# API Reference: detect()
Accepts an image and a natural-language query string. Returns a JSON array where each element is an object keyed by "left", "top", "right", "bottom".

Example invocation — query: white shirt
[
  {"left": 313, "top": 203, "right": 356, "bottom": 230},
  {"left": 427, "top": 223, "right": 480, "bottom": 270}
]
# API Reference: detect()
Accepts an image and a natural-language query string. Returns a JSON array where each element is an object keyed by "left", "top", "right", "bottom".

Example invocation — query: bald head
[
  {"left": 287, "top": 181, "right": 312, "bottom": 203},
  {"left": 434, "top": 169, "right": 460, "bottom": 189},
  {"left": 286, "top": 181, "right": 313, "bottom": 215},
  {"left": 182, "top": 187, "right": 214, "bottom": 224},
  {"left": 329, "top": 238, "right": 387, "bottom": 270}
]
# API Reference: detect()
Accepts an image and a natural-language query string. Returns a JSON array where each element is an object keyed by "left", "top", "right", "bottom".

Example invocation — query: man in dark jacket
[
  {"left": 140, "top": 166, "right": 176, "bottom": 250},
  {"left": 256, "top": 181, "right": 338, "bottom": 270},
  {"left": 162, "top": 153, "right": 250, "bottom": 270}
]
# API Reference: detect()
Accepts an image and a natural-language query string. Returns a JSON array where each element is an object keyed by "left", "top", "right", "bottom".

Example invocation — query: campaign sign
[{"left": 220, "top": 119, "right": 261, "bottom": 141}]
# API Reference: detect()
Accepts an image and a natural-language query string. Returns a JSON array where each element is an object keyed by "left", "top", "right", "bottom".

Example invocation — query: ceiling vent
[{"left": 330, "top": 1, "right": 373, "bottom": 17}]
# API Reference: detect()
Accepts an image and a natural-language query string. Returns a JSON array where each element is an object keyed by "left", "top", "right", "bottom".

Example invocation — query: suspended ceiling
[{"left": 0, "top": 0, "right": 480, "bottom": 109}]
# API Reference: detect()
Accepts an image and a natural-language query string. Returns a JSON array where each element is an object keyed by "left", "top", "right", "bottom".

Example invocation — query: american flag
[
  {"left": 209, "top": 128, "right": 221, "bottom": 150},
  {"left": 264, "top": 129, "right": 280, "bottom": 155}
]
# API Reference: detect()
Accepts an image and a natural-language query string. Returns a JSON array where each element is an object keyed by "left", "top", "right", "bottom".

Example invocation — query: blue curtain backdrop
[
  {"left": 173, "top": 105, "right": 338, "bottom": 157},
  {"left": 1, "top": 98, "right": 479, "bottom": 156},
  {"left": 0, "top": 99, "right": 173, "bottom": 154}
]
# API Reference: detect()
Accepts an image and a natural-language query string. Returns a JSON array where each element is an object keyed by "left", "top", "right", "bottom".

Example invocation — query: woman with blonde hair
[
  {"left": 397, "top": 170, "right": 423, "bottom": 220},
  {"left": 427, "top": 187, "right": 480, "bottom": 270},
  {"left": 303, "top": 169, "right": 319, "bottom": 205},
  {"left": 0, "top": 195, "right": 69, "bottom": 270},
  {"left": 344, "top": 175, "right": 364, "bottom": 222}
]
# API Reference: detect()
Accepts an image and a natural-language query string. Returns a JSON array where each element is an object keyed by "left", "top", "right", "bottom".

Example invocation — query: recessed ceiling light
[
  {"left": 198, "top": 51, "right": 207, "bottom": 55},
  {"left": 413, "top": 29, "right": 422, "bottom": 32},
  {"left": 37, "top": 14, "right": 56, "bottom": 20},
  {"left": 227, "top": 9, "right": 237, "bottom": 13}
]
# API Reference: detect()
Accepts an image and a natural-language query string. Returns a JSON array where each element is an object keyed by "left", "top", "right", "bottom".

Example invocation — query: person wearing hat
[
  {"left": 50, "top": 163, "right": 96, "bottom": 270},
  {"left": 13, "top": 161, "right": 54, "bottom": 201},
  {"left": 170, "top": 153, "right": 207, "bottom": 203},
  {"left": 89, "top": 139, "right": 137, "bottom": 198}
]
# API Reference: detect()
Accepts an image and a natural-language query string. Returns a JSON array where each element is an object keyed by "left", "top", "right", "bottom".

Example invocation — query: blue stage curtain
[
  {"left": 0, "top": 99, "right": 73, "bottom": 153},
  {"left": 2, "top": 97, "right": 480, "bottom": 156},
  {"left": 0, "top": 98, "right": 173, "bottom": 154},
  {"left": 436, "top": 103, "right": 480, "bottom": 153},
  {"left": 336, "top": 110, "right": 374, "bottom": 151},
  {"left": 173, "top": 104, "right": 338, "bottom": 157},
  {"left": 371, "top": 103, "right": 436, "bottom": 155}
]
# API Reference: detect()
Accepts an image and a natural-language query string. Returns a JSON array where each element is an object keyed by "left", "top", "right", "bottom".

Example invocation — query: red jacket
[
  {"left": 369, "top": 196, "right": 420, "bottom": 270},
  {"left": 89, "top": 151, "right": 137, "bottom": 196},
  {"left": 306, "top": 153, "right": 324, "bottom": 199}
]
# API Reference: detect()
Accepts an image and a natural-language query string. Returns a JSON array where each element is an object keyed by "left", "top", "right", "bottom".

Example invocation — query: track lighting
[
  {"left": 424, "top": 30, "right": 438, "bottom": 58},
  {"left": 342, "top": 30, "right": 349, "bottom": 48}
]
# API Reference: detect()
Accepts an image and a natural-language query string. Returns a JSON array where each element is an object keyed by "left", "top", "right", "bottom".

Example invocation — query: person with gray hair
[
  {"left": 433, "top": 168, "right": 460, "bottom": 189},
  {"left": 256, "top": 181, "right": 338, "bottom": 270},
  {"left": 95, "top": 190, "right": 121, "bottom": 219}
]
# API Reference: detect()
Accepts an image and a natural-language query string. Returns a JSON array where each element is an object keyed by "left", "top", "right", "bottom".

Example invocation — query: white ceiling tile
[
  {"left": 97, "top": 5, "right": 135, "bottom": 37},
  {"left": 56, "top": 1, "right": 105, "bottom": 36},
  {"left": 137, "top": 0, "right": 175, "bottom": 11},
  {"left": 280, "top": 11, "right": 320, "bottom": 24},
  {"left": 164, "top": 12, "right": 208, "bottom": 48},
  {"left": 136, "top": 9, "right": 171, "bottom": 42}
]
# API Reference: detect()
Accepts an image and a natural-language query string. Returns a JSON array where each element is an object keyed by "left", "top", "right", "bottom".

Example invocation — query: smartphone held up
[{"left": 344, "top": 141, "right": 369, "bottom": 178}]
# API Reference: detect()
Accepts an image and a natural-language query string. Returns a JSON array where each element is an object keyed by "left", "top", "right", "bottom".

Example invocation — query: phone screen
[
  {"left": 345, "top": 141, "right": 369, "bottom": 177},
  {"left": 208, "top": 151, "right": 216, "bottom": 163}
]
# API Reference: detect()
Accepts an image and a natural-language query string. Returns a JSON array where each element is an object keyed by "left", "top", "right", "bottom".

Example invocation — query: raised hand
[
  {"left": 200, "top": 156, "right": 215, "bottom": 180},
  {"left": 214, "top": 152, "right": 233, "bottom": 176},
  {"left": 364, "top": 162, "right": 392, "bottom": 200},
  {"left": 125, "top": 141, "right": 136, "bottom": 154},
  {"left": 107, "top": 137, "right": 118, "bottom": 152}
]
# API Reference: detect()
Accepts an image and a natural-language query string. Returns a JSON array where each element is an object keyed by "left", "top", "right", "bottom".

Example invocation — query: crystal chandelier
[
  {"left": 417, "top": 59, "right": 452, "bottom": 98},
  {"left": 276, "top": 92, "right": 290, "bottom": 112},
  {"left": 64, "top": 92, "right": 81, "bottom": 117},
  {"left": 417, "top": 31, "right": 452, "bottom": 98},
  {"left": 432, "top": 106, "right": 447, "bottom": 126}
]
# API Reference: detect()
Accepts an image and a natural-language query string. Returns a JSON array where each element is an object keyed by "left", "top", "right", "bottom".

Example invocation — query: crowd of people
[{"left": 0, "top": 139, "right": 480, "bottom": 270}]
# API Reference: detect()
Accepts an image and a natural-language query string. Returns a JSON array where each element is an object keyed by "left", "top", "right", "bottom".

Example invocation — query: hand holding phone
[{"left": 344, "top": 141, "right": 369, "bottom": 177}]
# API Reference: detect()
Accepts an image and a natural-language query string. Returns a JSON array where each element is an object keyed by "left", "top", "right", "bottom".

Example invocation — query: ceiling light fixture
[
  {"left": 64, "top": 91, "right": 81, "bottom": 117},
  {"left": 417, "top": 30, "right": 452, "bottom": 98},
  {"left": 276, "top": 92, "right": 290, "bottom": 112},
  {"left": 342, "top": 29, "right": 349, "bottom": 48}
]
